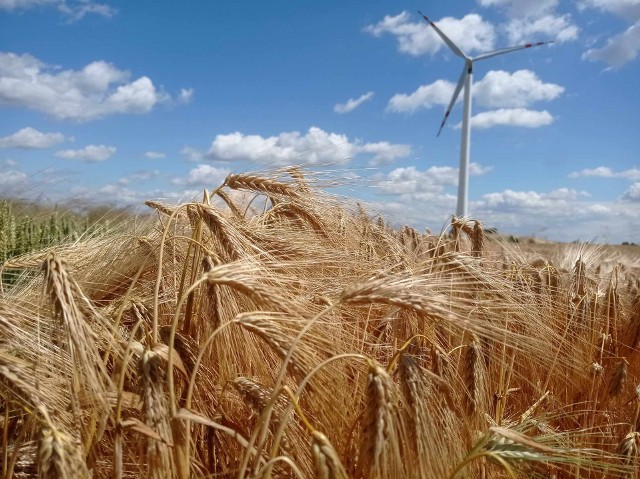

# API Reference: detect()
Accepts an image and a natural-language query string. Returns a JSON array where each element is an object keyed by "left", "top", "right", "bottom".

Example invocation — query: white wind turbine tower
[{"left": 419, "top": 11, "right": 553, "bottom": 217}]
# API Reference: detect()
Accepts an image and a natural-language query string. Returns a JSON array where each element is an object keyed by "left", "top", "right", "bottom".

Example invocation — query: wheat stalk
[
  {"left": 463, "top": 334, "right": 485, "bottom": 417},
  {"left": 196, "top": 204, "right": 240, "bottom": 260},
  {"left": 0, "top": 350, "right": 42, "bottom": 409},
  {"left": 138, "top": 349, "right": 174, "bottom": 478},
  {"left": 41, "top": 252, "right": 111, "bottom": 414},
  {"left": 38, "top": 406, "right": 89, "bottom": 479},
  {"left": 609, "top": 359, "right": 628, "bottom": 398},
  {"left": 235, "top": 313, "right": 306, "bottom": 377},
  {"left": 358, "top": 362, "right": 403, "bottom": 479},
  {"left": 224, "top": 173, "right": 300, "bottom": 198},
  {"left": 312, "top": 430, "right": 348, "bottom": 479},
  {"left": 618, "top": 431, "right": 640, "bottom": 466},
  {"left": 215, "top": 189, "right": 244, "bottom": 219},
  {"left": 145, "top": 201, "right": 178, "bottom": 217},
  {"left": 472, "top": 221, "right": 484, "bottom": 258}
]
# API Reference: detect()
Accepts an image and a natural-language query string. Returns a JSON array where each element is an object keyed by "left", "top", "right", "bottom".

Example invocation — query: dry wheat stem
[
  {"left": 215, "top": 189, "right": 244, "bottom": 219},
  {"left": 255, "top": 455, "right": 306, "bottom": 479},
  {"left": 269, "top": 353, "right": 370, "bottom": 462},
  {"left": 183, "top": 321, "right": 235, "bottom": 410},
  {"left": 153, "top": 202, "right": 192, "bottom": 344},
  {"left": 239, "top": 303, "right": 337, "bottom": 478}
]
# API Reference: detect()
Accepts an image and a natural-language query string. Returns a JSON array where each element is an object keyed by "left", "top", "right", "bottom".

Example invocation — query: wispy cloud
[
  {"left": 583, "top": 23, "right": 640, "bottom": 68},
  {"left": 579, "top": 0, "right": 640, "bottom": 67},
  {"left": 569, "top": 166, "right": 640, "bottom": 180},
  {"left": 334, "top": 91, "right": 374, "bottom": 114},
  {"left": 55, "top": 144, "right": 115, "bottom": 162},
  {"left": 459, "top": 108, "right": 554, "bottom": 129},
  {"left": 478, "top": 0, "right": 579, "bottom": 43},
  {"left": 0, "top": 0, "right": 116, "bottom": 22},
  {"left": 378, "top": 163, "right": 492, "bottom": 194},
  {"left": 145, "top": 151, "right": 166, "bottom": 160},
  {"left": 178, "top": 88, "right": 194, "bottom": 104},
  {"left": 181, "top": 146, "right": 203, "bottom": 162},
  {"left": 0, "top": 127, "right": 65, "bottom": 149}
]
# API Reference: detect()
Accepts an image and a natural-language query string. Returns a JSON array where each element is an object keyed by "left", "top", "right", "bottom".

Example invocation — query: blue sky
[{"left": 1, "top": 0, "right": 639, "bottom": 242}]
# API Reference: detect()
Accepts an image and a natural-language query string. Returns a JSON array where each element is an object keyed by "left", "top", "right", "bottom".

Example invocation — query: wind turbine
[{"left": 418, "top": 11, "right": 553, "bottom": 217}]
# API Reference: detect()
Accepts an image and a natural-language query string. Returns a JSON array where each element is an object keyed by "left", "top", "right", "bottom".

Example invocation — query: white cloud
[
  {"left": 388, "top": 70, "right": 563, "bottom": 114},
  {"left": 478, "top": 0, "right": 578, "bottom": 46},
  {"left": 181, "top": 146, "right": 204, "bottom": 162},
  {"left": 206, "top": 127, "right": 411, "bottom": 166},
  {"left": 180, "top": 164, "right": 231, "bottom": 187},
  {"left": 365, "top": 12, "right": 495, "bottom": 56},
  {"left": 0, "top": 126, "right": 65, "bottom": 149},
  {"left": 479, "top": 187, "right": 586, "bottom": 209},
  {"left": 369, "top": 167, "right": 640, "bottom": 242},
  {"left": 145, "top": 151, "right": 165, "bottom": 160},
  {"left": 95, "top": 184, "right": 143, "bottom": 203},
  {"left": 579, "top": 0, "right": 640, "bottom": 21},
  {"left": 478, "top": 0, "right": 559, "bottom": 18},
  {"left": 623, "top": 182, "right": 640, "bottom": 201},
  {"left": 2, "top": 159, "right": 18, "bottom": 167},
  {"left": 57, "top": 2, "right": 115, "bottom": 21},
  {"left": 459, "top": 108, "right": 554, "bottom": 129},
  {"left": 55, "top": 144, "right": 115, "bottom": 162},
  {"left": 360, "top": 142, "right": 412, "bottom": 166},
  {"left": 587, "top": 203, "right": 612, "bottom": 213},
  {"left": 0, "top": 169, "right": 27, "bottom": 186},
  {"left": 0, "top": 52, "right": 189, "bottom": 121},
  {"left": 569, "top": 166, "right": 640, "bottom": 180},
  {"left": 504, "top": 14, "right": 579, "bottom": 43},
  {"left": 379, "top": 163, "right": 492, "bottom": 195},
  {"left": 580, "top": 1, "right": 640, "bottom": 67},
  {"left": 0, "top": 0, "right": 55, "bottom": 10},
  {"left": 334, "top": 91, "right": 374, "bottom": 114},
  {"left": 68, "top": 181, "right": 202, "bottom": 207},
  {"left": 470, "top": 188, "right": 638, "bottom": 241},
  {"left": 387, "top": 80, "right": 454, "bottom": 113},
  {"left": 0, "top": 0, "right": 116, "bottom": 21},
  {"left": 368, "top": 165, "right": 493, "bottom": 228},
  {"left": 473, "top": 70, "right": 564, "bottom": 108},
  {"left": 178, "top": 88, "right": 194, "bottom": 104},
  {"left": 583, "top": 23, "right": 640, "bottom": 67},
  {"left": 117, "top": 170, "right": 159, "bottom": 185}
]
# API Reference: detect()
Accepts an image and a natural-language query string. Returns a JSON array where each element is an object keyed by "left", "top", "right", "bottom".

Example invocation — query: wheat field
[{"left": 1, "top": 168, "right": 639, "bottom": 478}]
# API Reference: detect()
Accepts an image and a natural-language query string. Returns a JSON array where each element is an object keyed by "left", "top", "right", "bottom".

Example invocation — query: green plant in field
[{"left": 0, "top": 199, "right": 114, "bottom": 285}]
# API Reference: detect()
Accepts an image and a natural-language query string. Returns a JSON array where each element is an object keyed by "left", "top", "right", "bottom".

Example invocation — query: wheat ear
[
  {"left": 358, "top": 362, "right": 402, "bottom": 479},
  {"left": 38, "top": 406, "right": 89, "bottom": 479},
  {"left": 138, "top": 349, "right": 174, "bottom": 478},
  {"left": 224, "top": 173, "right": 300, "bottom": 198},
  {"left": 464, "top": 334, "right": 485, "bottom": 417}
]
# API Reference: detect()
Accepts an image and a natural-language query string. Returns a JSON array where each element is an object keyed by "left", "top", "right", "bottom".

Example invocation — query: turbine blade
[
  {"left": 472, "top": 40, "right": 554, "bottom": 62},
  {"left": 418, "top": 11, "right": 468, "bottom": 59},
  {"left": 437, "top": 63, "right": 469, "bottom": 137}
]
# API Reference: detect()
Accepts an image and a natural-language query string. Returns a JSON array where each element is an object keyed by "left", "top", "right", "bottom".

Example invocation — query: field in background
[{"left": 1, "top": 168, "right": 640, "bottom": 478}]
